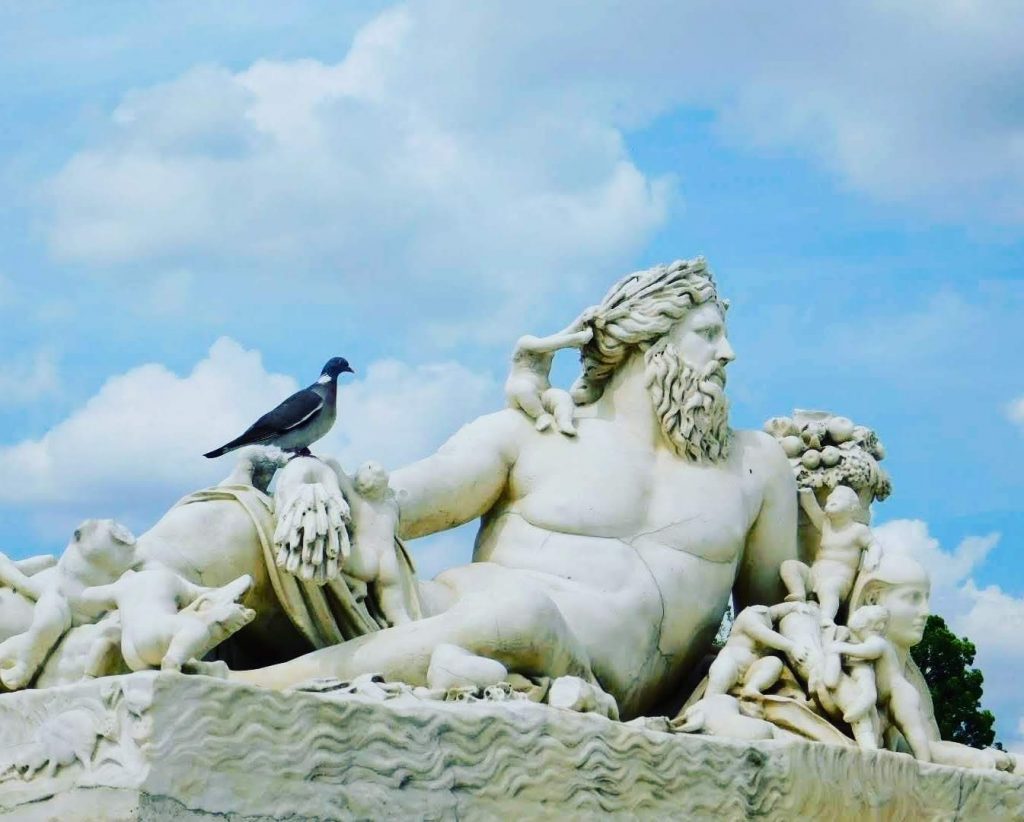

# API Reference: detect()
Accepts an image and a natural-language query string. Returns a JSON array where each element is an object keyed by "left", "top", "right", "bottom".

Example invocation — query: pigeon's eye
[{"left": 73, "top": 528, "right": 82, "bottom": 541}]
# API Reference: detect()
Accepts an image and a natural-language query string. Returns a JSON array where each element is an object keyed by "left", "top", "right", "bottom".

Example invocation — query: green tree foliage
[{"left": 910, "top": 615, "right": 996, "bottom": 748}]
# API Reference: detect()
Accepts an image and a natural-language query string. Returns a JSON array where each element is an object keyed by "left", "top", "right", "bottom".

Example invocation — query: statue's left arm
[{"left": 733, "top": 432, "right": 801, "bottom": 610}]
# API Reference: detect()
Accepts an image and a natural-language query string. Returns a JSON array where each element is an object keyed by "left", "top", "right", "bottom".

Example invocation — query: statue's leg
[
  {"left": 739, "top": 656, "right": 783, "bottom": 698},
  {"left": 164, "top": 606, "right": 256, "bottom": 671},
  {"left": 705, "top": 653, "right": 741, "bottom": 697},
  {"left": 779, "top": 560, "right": 809, "bottom": 602},
  {"left": 814, "top": 579, "right": 843, "bottom": 625},
  {"left": 229, "top": 587, "right": 595, "bottom": 691},
  {"left": 0, "top": 590, "right": 71, "bottom": 690}
]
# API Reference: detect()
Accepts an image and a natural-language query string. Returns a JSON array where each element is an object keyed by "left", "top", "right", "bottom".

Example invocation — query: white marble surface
[{"left": 1, "top": 672, "right": 1022, "bottom": 821}]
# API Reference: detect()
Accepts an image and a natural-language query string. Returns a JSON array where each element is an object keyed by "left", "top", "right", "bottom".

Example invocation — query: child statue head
[
  {"left": 72, "top": 519, "right": 138, "bottom": 577},
  {"left": 824, "top": 485, "right": 861, "bottom": 521},
  {"left": 849, "top": 553, "right": 930, "bottom": 648},
  {"left": 353, "top": 461, "right": 390, "bottom": 499},
  {"left": 847, "top": 604, "right": 889, "bottom": 638}
]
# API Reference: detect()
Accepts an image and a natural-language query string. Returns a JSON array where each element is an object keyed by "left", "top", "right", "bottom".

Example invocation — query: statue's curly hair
[{"left": 571, "top": 258, "right": 725, "bottom": 404}]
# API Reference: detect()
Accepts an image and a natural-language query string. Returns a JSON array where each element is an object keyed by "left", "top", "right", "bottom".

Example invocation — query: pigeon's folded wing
[{"left": 239, "top": 388, "right": 324, "bottom": 443}]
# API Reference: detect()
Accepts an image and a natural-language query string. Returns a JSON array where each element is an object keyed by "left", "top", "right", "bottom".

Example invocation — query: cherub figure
[
  {"left": 505, "top": 311, "right": 594, "bottom": 435},
  {"left": 79, "top": 569, "right": 254, "bottom": 672},
  {"left": 0, "top": 519, "right": 138, "bottom": 690},
  {"left": 336, "top": 461, "right": 417, "bottom": 627},
  {"left": 827, "top": 604, "right": 889, "bottom": 750},
  {"left": 781, "top": 486, "right": 881, "bottom": 625},
  {"left": 827, "top": 604, "right": 932, "bottom": 761},
  {"left": 706, "top": 602, "right": 812, "bottom": 700}
]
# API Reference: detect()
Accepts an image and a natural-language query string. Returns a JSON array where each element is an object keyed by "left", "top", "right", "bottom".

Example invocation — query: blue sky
[{"left": 1, "top": 2, "right": 1022, "bottom": 742}]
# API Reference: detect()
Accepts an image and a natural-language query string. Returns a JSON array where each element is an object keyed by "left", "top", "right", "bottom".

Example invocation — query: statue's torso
[{"left": 463, "top": 418, "right": 771, "bottom": 712}]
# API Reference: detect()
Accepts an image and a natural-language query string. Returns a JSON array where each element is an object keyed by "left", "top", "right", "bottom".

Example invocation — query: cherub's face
[
  {"left": 825, "top": 486, "right": 860, "bottom": 517},
  {"left": 354, "top": 461, "right": 389, "bottom": 497},
  {"left": 73, "top": 519, "right": 137, "bottom": 574}
]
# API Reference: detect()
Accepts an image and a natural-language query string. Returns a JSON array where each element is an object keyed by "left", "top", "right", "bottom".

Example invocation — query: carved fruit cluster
[{"left": 763, "top": 410, "right": 891, "bottom": 502}]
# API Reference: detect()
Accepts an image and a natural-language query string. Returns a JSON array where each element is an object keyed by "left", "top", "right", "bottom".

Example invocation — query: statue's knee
[{"left": 464, "top": 588, "right": 563, "bottom": 647}]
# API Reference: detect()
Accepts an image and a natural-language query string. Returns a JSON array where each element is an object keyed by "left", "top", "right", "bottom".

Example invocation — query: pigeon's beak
[{"left": 344, "top": 365, "right": 355, "bottom": 374}]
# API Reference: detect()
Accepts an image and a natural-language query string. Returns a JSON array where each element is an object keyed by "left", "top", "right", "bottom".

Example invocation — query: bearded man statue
[{"left": 171, "top": 259, "right": 803, "bottom": 720}]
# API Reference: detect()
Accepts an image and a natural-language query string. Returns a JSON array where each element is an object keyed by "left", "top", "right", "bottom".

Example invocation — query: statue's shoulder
[{"left": 733, "top": 428, "right": 792, "bottom": 482}]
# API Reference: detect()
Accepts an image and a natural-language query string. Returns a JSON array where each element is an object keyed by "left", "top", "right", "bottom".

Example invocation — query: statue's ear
[{"left": 109, "top": 522, "right": 137, "bottom": 547}]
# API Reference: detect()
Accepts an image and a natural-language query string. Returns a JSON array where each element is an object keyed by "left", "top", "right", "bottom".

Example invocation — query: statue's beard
[{"left": 644, "top": 343, "right": 731, "bottom": 463}]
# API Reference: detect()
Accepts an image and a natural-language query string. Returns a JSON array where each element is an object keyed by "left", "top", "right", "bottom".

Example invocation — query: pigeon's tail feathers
[{"left": 203, "top": 433, "right": 257, "bottom": 459}]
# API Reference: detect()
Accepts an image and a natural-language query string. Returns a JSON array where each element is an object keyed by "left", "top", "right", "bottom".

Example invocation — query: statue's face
[
  {"left": 666, "top": 303, "right": 735, "bottom": 375},
  {"left": 877, "top": 583, "right": 930, "bottom": 648}
]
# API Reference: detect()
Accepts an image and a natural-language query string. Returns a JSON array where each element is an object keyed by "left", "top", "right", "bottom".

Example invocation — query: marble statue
[
  {"left": 825, "top": 604, "right": 888, "bottom": 749},
  {"left": 334, "top": 461, "right": 419, "bottom": 627},
  {"left": 0, "top": 520, "right": 138, "bottom": 690},
  {"left": 705, "top": 602, "right": 810, "bottom": 700},
  {"left": 78, "top": 569, "right": 254, "bottom": 673},
  {"left": 181, "top": 258, "right": 799, "bottom": 721},
  {"left": 781, "top": 486, "right": 881, "bottom": 624},
  {"left": 504, "top": 312, "right": 593, "bottom": 435},
  {"left": 0, "top": 257, "right": 1020, "bottom": 820}
]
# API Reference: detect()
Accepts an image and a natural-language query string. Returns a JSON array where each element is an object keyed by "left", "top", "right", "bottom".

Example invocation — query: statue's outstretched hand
[{"left": 273, "top": 459, "right": 353, "bottom": 585}]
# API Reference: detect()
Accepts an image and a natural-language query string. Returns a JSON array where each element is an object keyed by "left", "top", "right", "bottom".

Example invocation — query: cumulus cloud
[
  {"left": 45, "top": 6, "right": 671, "bottom": 344},
  {"left": 0, "top": 338, "right": 499, "bottom": 545},
  {"left": 44, "top": 1, "right": 1024, "bottom": 311}
]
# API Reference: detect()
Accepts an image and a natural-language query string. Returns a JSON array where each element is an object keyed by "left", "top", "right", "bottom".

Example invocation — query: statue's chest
[
  {"left": 509, "top": 429, "right": 757, "bottom": 550},
  {"left": 639, "top": 469, "right": 754, "bottom": 562}
]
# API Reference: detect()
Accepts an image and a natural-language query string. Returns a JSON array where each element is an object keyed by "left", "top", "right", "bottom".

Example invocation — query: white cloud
[
  {"left": 43, "top": 1, "right": 1024, "bottom": 310},
  {"left": 321, "top": 358, "right": 500, "bottom": 470},
  {"left": 45, "top": 7, "right": 671, "bottom": 344},
  {"left": 0, "top": 349, "right": 60, "bottom": 407},
  {"left": 0, "top": 339, "right": 499, "bottom": 548}
]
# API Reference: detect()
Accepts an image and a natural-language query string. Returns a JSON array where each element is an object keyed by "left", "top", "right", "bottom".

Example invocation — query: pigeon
[{"left": 203, "top": 357, "right": 354, "bottom": 459}]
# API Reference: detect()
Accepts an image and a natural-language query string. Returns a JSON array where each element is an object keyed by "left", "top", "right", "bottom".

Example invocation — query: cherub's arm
[
  {"left": 515, "top": 326, "right": 593, "bottom": 356},
  {"left": 860, "top": 528, "right": 882, "bottom": 572},
  {"left": 173, "top": 575, "right": 217, "bottom": 606},
  {"left": 0, "top": 552, "right": 48, "bottom": 601},
  {"left": 767, "top": 601, "right": 809, "bottom": 621},
  {"left": 830, "top": 636, "right": 886, "bottom": 661},
  {"left": 77, "top": 581, "right": 122, "bottom": 615},
  {"left": 742, "top": 617, "right": 799, "bottom": 655},
  {"left": 798, "top": 488, "right": 826, "bottom": 532}
]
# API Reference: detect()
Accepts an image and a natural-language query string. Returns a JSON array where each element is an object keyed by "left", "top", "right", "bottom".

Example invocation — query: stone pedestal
[{"left": 0, "top": 673, "right": 1021, "bottom": 820}]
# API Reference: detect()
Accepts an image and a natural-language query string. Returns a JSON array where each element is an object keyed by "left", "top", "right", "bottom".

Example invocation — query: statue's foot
[
  {"left": 534, "top": 413, "right": 554, "bottom": 432},
  {"left": 0, "top": 636, "right": 42, "bottom": 691},
  {"left": 553, "top": 414, "right": 578, "bottom": 437},
  {"left": 547, "top": 675, "right": 619, "bottom": 720},
  {"left": 0, "top": 659, "right": 31, "bottom": 691},
  {"left": 427, "top": 643, "right": 507, "bottom": 691},
  {"left": 181, "top": 658, "right": 231, "bottom": 679}
]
